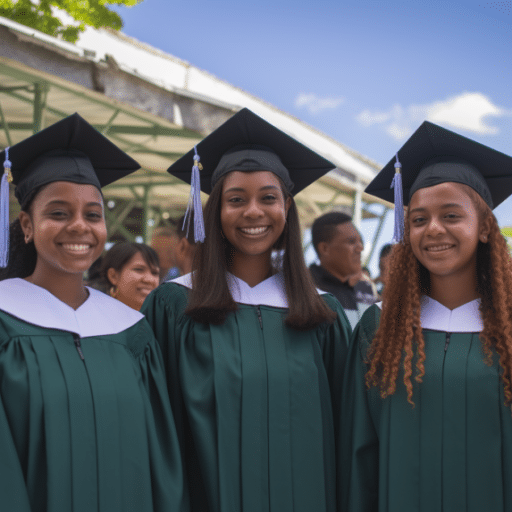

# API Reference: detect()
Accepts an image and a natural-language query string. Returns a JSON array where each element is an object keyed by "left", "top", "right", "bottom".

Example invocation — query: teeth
[
  {"left": 240, "top": 227, "right": 268, "bottom": 235},
  {"left": 426, "top": 245, "right": 452, "bottom": 252},
  {"left": 62, "top": 244, "right": 91, "bottom": 251}
]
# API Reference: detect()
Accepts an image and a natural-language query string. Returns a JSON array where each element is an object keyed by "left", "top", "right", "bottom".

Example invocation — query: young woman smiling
[
  {"left": 0, "top": 115, "right": 185, "bottom": 512},
  {"left": 341, "top": 122, "right": 512, "bottom": 512},
  {"left": 142, "top": 109, "right": 351, "bottom": 512},
  {"left": 100, "top": 242, "right": 160, "bottom": 311}
]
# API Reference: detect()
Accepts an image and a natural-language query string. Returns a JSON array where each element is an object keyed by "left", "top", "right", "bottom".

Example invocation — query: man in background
[
  {"left": 150, "top": 226, "right": 179, "bottom": 282},
  {"left": 174, "top": 214, "right": 198, "bottom": 276},
  {"left": 309, "top": 211, "right": 376, "bottom": 328}
]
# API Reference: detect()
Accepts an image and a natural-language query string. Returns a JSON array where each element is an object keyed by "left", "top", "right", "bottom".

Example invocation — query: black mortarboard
[
  {"left": 166, "top": 108, "right": 335, "bottom": 195},
  {"left": 365, "top": 121, "right": 512, "bottom": 210},
  {"left": 0, "top": 113, "right": 140, "bottom": 266},
  {"left": 1, "top": 113, "right": 140, "bottom": 208},
  {"left": 166, "top": 108, "right": 335, "bottom": 243}
]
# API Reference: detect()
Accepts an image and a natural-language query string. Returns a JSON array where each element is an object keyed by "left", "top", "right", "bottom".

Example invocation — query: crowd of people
[{"left": 1, "top": 108, "right": 512, "bottom": 511}]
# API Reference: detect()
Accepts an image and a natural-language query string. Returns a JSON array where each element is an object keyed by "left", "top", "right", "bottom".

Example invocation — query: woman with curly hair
[
  {"left": 142, "top": 109, "right": 351, "bottom": 512},
  {"left": 341, "top": 121, "right": 512, "bottom": 512}
]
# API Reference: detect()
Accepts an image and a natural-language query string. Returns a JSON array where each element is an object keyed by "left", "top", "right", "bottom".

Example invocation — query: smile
[
  {"left": 239, "top": 226, "right": 269, "bottom": 235},
  {"left": 61, "top": 243, "right": 92, "bottom": 252},
  {"left": 425, "top": 244, "right": 454, "bottom": 252}
]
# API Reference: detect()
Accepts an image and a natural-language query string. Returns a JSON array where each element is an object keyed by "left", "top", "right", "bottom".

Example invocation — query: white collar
[
  {"left": 376, "top": 296, "right": 483, "bottom": 332},
  {"left": 171, "top": 271, "right": 326, "bottom": 308},
  {"left": 0, "top": 278, "right": 143, "bottom": 337}
]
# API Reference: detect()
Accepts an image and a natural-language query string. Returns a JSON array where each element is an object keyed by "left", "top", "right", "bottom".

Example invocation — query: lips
[
  {"left": 424, "top": 244, "right": 454, "bottom": 252},
  {"left": 239, "top": 226, "right": 269, "bottom": 235}
]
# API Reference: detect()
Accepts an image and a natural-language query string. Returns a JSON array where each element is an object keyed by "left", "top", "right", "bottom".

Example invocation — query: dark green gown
[
  {"left": 0, "top": 278, "right": 185, "bottom": 512},
  {"left": 341, "top": 300, "right": 512, "bottom": 512},
  {"left": 142, "top": 272, "right": 351, "bottom": 512}
]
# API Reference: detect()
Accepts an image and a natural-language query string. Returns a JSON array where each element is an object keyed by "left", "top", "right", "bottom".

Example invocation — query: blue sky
[{"left": 112, "top": 0, "right": 511, "bottom": 271}]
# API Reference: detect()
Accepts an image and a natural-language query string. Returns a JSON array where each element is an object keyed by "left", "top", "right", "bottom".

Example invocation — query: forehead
[
  {"left": 409, "top": 182, "right": 474, "bottom": 209},
  {"left": 332, "top": 222, "right": 359, "bottom": 241},
  {"left": 222, "top": 170, "right": 282, "bottom": 190},
  {"left": 33, "top": 181, "right": 103, "bottom": 204}
]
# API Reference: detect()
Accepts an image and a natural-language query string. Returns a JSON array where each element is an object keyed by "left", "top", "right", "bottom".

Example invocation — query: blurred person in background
[
  {"left": 150, "top": 226, "right": 179, "bottom": 281},
  {"left": 174, "top": 214, "right": 198, "bottom": 276},
  {"left": 310, "top": 211, "right": 377, "bottom": 328},
  {"left": 100, "top": 241, "right": 160, "bottom": 310},
  {"left": 373, "top": 243, "right": 392, "bottom": 297}
]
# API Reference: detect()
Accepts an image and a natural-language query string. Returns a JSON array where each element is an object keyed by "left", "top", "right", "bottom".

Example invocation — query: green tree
[{"left": 0, "top": 0, "right": 142, "bottom": 43}]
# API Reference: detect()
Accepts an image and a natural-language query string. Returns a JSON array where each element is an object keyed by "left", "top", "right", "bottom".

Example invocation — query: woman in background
[{"left": 99, "top": 241, "right": 160, "bottom": 310}]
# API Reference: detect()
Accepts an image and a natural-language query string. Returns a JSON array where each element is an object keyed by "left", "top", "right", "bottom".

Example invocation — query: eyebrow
[
  {"left": 223, "top": 185, "right": 280, "bottom": 194},
  {"left": 410, "top": 203, "right": 462, "bottom": 213},
  {"left": 45, "top": 200, "right": 103, "bottom": 208}
]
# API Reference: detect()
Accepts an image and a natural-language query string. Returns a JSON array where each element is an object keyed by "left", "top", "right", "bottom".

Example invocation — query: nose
[
  {"left": 243, "top": 198, "right": 264, "bottom": 218},
  {"left": 142, "top": 271, "right": 157, "bottom": 285},
  {"left": 67, "top": 213, "right": 90, "bottom": 233},
  {"left": 425, "top": 217, "right": 445, "bottom": 237}
]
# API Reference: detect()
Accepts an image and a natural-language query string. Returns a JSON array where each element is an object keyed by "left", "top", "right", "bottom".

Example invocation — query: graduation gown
[
  {"left": 0, "top": 278, "right": 185, "bottom": 512},
  {"left": 142, "top": 272, "right": 351, "bottom": 512},
  {"left": 341, "top": 298, "right": 512, "bottom": 512}
]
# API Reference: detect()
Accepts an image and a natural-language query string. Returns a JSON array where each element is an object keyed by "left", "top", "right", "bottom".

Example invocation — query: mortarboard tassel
[
  {"left": 391, "top": 153, "right": 404, "bottom": 244},
  {"left": 183, "top": 146, "right": 205, "bottom": 243},
  {"left": 1, "top": 147, "right": 13, "bottom": 267}
]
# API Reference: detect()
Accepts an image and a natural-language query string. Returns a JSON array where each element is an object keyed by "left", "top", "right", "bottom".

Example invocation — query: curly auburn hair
[{"left": 365, "top": 184, "right": 512, "bottom": 406}]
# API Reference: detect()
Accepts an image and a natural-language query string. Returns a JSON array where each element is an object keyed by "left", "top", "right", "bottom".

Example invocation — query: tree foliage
[{"left": 0, "top": 0, "right": 142, "bottom": 43}]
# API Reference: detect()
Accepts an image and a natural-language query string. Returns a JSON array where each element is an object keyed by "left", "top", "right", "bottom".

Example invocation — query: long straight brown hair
[{"left": 186, "top": 173, "right": 336, "bottom": 330}]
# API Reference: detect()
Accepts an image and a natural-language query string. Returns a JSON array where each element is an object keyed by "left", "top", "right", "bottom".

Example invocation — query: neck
[
  {"left": 26, "top": 266, "right": 88, "bottom": 310},
  {"left": 320, "top": 262, "right": 350, "bottom": 284},
  {"left": 429, "top": 270, "right": 479, "bottom": 310},
  {"left": 229, "top": 251, "right": 273, "bottom": 288}
]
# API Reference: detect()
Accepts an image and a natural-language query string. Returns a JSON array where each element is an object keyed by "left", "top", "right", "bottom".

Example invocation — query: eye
[
  {"left": 444, "top": 212, "right": 460, "bottom": 220},
  {"left": 86, "top": 211, "right": 103, "bottom": 220},
  {"left": 227, "top": 196, "right": 244, "bottom": 203},
  {"left": 411, "top": 216, "right": 426, "bottom": 224},
  {"left": 49, "top": 210, "right": 68, "bottom": 218}
]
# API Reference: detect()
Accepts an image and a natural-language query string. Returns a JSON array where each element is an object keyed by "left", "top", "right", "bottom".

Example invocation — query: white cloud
[
  {"left": 357, "top": 92, "right": 508, "bottom": 141},
  {"left": 295, "top": 93, "right": 345, "bottom": 114}
]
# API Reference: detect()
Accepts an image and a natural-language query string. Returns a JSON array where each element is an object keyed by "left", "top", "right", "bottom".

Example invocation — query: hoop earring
[{"left": 109, "top": 286, "right": 118, "bottom": 298}]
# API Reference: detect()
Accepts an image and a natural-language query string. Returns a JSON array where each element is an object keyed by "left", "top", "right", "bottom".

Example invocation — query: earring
[
  {"left": 482, "top": 235, "right": 487, "bottom": 242},
  {"left": 109, "top": 286, "right": 118, "bottom": 298},
  {"left": 25, "top": 234, "right": 32, "bottom": 244}
]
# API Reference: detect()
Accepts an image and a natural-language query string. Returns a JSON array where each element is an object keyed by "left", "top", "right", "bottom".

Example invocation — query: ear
[
  {"left": 19, "top": 211, "right": 33, "bottom": 241},
  {"left": 479, "top": 214, "right": 492, "bottom": 243},
  {"left": 317, "top": 241, "right": 330, "bottom": 259},
  {"left": 107, "top": 267, "right": 120, "bottom": 287},
  {"left": 284, "top": 196, "right": 292, "bottom": 217}
]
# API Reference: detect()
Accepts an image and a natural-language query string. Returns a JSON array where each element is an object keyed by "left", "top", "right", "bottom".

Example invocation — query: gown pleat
[
  {"left": 0, "top": 308, "right": 185, "bottom": 512},
  {"left": 342, "top": 305, "right": 512, "bottom": 512},
  {"left": 142, "top": 281, "right": 351, "bottom": 512}
]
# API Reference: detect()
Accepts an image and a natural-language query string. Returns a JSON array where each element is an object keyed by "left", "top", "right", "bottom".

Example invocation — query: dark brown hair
[
  {"left": 100, "top": 242, "right": 160, "bottom": 287},
  {"left": 366, "top": 184, "right": 512, "bottom": 406},
  {"left": 186, "top": 173, "right": 336, "bottom": 330}
]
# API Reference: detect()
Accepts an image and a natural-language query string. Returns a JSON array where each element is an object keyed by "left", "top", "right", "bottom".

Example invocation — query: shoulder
[
  {"left": 143, "top": 280, "right": 189, "bottom": 313},
  {"left": 355, "top": 304, "right": 381, "bottom": 350}
]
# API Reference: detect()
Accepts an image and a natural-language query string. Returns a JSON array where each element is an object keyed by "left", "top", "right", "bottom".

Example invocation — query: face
[
  {"left": 220, "top": 171, "right": 291, "bottom": 262},
  {"left": 408, "top": 182, "right": 489, "bottom": 280},
  {"left": 108, "top": 252, "right": 160, "bottom": 311},
  {"left": 20, "top": 181, "right": 107, "bottom": 276},
  {"left": 319, "top": 222, "right": 364, "bottom": 279}
]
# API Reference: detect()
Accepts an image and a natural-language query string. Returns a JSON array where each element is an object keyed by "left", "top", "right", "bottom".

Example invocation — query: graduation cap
[
  {"left": 365, "top": 121, "right": 512, "bottom": 242},
  {"left": 0, "top": 113, "right": 140, "bottom": 266},
  {"left": 167, "top": 107, "right": 335, "bottom": 242}
]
